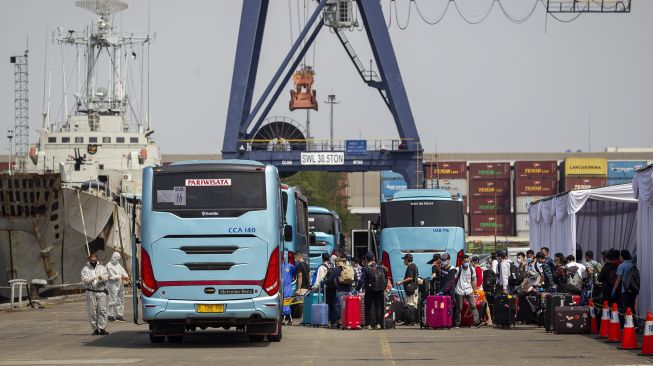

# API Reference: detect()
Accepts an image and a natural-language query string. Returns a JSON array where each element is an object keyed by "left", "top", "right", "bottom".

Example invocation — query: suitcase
[
  {"left": 461, "top": 296, "right": 486, "bottom": 327},
  {"left": 302, "top": 292, "right": 318, "bottom": 325},
  {"left": 493, "top": 294, "right": 516, "bottom": 328},
  {"left": 341, "top": 295, "right": 361, "bottom": 329},
  {"left": 541, "top": 293, "right": 573, "bottom": 333},
  {"left": 358, "top": 293, "right": 365, "bottom": 327},
  {"left": 516, "top": 295, "right": 539, "bottom": 324},
  {"left": 310, "top": 289, "right": 329, "bottom": 327},
  {"left": 384, "top": 293, "right": 397, "bottom": 329},
  {"left": 554, "top": 306, "right": 591, "bottom": 334},
  {"left": 425, "top": 295, "right": 453, "bottom": 329}
]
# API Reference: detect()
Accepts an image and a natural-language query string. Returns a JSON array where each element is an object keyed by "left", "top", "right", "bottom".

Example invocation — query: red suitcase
[
  {"left": 341, "top": 295, "right": 361, "bottom": 329},
  {"left": 425, "top": 295, "right": 453, "bottom": 329},
  {"left": 460, "top": 295, "right": 485, "bottom": 327}
]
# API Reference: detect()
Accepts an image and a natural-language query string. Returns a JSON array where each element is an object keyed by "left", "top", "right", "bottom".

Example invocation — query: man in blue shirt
[
  {"left": 613, "top": 249, "right": 636, "bottom": 326},
  {"left": 282, "top": 253, "right": 296, "bottom": 325}
]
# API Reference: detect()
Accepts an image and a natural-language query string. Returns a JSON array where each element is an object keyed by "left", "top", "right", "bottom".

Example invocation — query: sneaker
[
  {"left": 107, "top": 316, "right": 115, "bottom": 322},
  {"left": 454, "top": 326, "right": 460, "bottom": 329},
  {"left": 92, "top": 330, "right": 100, "bottom": 335},
  {"left": 474, "top": 320, "right": 483, "bottom": 328},
  {"left": 287, "top": 320, "right": 293, "bottom": 326},
  {"left": 375, "top": 324, "right": 382, "bottom": 330},
  {"left": 115, "top": 316, "right": 126, "bottom": 322},
  {"left": 99, "top": 329, "right": 109, "bottom": 335},
  {"left": 367, "top": 325, "right": 373, "bottom": 330}
]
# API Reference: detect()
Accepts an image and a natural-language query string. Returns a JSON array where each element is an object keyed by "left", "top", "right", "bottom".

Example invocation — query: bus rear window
[
  {"left": 381, "top": 200, "right": 464, "bottom": 229},
  {"left": 152, "top": 171, "right": 266, "bottom": 217}
]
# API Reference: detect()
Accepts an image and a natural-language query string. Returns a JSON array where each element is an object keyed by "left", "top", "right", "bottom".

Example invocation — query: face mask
[
  {"left": 90, "top": 260, "right": 97, "bottom": 267},
  {"left": 462, "top": 262, "right": 469, "bottom": 269},
  {"left": 517, "top": 258, "right": 523, "bottom": 264},
  {"left": 441, "top": 260, "right": 449, "bottom": 267},
  {"left": 527, "top": 257, "right": 533, "bottom": 263}
]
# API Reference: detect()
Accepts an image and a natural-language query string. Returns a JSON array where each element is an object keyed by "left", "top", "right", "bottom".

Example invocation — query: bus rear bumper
[{"left": 142, "top": 294, "right": 280, "bottom": 335}]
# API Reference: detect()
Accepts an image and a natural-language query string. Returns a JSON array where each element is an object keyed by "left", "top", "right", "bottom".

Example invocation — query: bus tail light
[
  {"left": 455, "top": 249, "right": 465, "bottom": 267},
  {"left": 381, "top": 251, "right": 393, "bottom": 284},
  {"left": 288, "top": 251, "right": 295, "bottom": 265},
  {"left": 263, "top": 247, "right": 280, "bottom": 296},
  {"left": 141, "top": 249, "right": 158, "bottom": 297}
]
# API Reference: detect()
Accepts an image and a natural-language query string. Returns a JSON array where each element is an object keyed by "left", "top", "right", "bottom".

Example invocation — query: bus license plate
[{"left": 196, "top": 304, "right": 225, "bottom": 313}]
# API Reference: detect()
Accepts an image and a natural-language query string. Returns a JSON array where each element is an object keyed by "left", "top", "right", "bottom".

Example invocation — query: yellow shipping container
[{"left": 564, "top": 157, "right": 608, "bottom": 176}]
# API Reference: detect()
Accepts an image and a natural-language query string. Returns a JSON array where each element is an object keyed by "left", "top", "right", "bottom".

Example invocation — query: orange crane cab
[{"left": 289, "top": 66, "right": 318, "bottom": 111}]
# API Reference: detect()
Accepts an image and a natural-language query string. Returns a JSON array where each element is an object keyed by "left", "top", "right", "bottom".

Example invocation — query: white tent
[
  {"left": 529, "top": 184, "right": 637, "bottom": 258},
  {"left": 634, "top": 166, "right": 653, "bottom": 318}
]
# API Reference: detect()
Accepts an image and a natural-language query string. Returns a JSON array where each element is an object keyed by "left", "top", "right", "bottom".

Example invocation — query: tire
[
  {"left": 267, "top": 322, "right": 283, "bottom": 342},
  {"left": 149, "top": 333, "right": 165, "bottom": 344},
  {"left": 249, "top": 334, "right": 265, "bottom": 342},
  {"left": 167, "top": 335, "right": 183, "bottom": 343}
]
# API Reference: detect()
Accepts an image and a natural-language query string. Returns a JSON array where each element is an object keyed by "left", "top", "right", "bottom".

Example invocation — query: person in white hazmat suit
[
  {"left": 81, "top": 253, "right": 109, "bottom": 335},
  {"left": 107, "top": 252, "right": 129, "bottom": 322}
]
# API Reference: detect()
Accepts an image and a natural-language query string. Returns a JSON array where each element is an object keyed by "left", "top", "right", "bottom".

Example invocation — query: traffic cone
[
  {"left": 606, "top": 303, "right": 622, "bottom": 343},
  {"left": 639, "top": 311, "right": 653, "bottom": 356},
  {"left": 619, "top": 308, "right": 639, "bottom": 350},
  {"left": 597, "top": 301, "right": 610, "bottom": 339},
  {"left": 588, "top": 299, "right": 598, "bottom": 334}
]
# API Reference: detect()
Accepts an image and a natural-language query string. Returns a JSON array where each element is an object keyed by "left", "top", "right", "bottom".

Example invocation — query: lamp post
[
  {"left": 324, "top": 94, "right": 340, "bottom": 151},
  {"left": 6, "top": 129, "right": 14, "bottom": 174}
]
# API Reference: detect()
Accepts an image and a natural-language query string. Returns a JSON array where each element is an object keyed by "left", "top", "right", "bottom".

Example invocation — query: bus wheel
[
  {"left": 149, "top": 333, "right": 165, "bottom": 344},
  {"left": 267, "top": 321, "right": 283, "bottom": 342},
  {"left": 167, "top": 335, "right": 183, "bottom": 343},
  {"left": 248, "top": 335, "right": 265, "bottom": 342}
]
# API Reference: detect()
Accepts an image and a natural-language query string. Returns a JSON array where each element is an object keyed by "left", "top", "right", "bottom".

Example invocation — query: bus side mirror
[
  {"left": 309, "top": 232, "right": 316, "bottom": 245},
  {"left": 283, "top": 225, "right": 293, "bottom": 242}
]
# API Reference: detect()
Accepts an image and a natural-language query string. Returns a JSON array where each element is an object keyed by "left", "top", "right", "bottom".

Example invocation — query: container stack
[
  {"left": 513, "top": 161, "right": 558, "bottom": 238},
  {"left": 562, "top": 158, "right": 608, "bottom": 191},
  {"left": 607, "top": 161, "right": 646, "bottom": 186},
  {"left": 380, "top": 170, "right": 407, "bottom": 201},
  {"left": 424, "top": 161, "right": 468, "bottom": 231},
  {"left": 468, "top": 162, "right": 513, "bottom": 236}
]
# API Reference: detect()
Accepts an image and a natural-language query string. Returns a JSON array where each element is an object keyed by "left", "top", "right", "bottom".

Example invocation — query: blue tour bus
[
  {"left": 138, "top": 160, "right": 286, "bottom": 343},
  {"left": 281, "top": 185, "right": 310, "bottom": 265},
  {"left": 307, "top": 206, "right": 342, "bottom": 271},
  {"left": 377, "top": 189, "right": 466, "bottom": 290}
]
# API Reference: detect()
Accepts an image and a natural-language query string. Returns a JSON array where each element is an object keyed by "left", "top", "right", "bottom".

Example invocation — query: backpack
[
  {"left": 368, "top": 264, "right": 388, "bottom": 292},
  {"left": 338, "top": 263, "right": 355, "bottom": 285},
  {"left": 623, "top": 264, "right": 640, "bottom": 295},
  {"left": 587, "top": 260, "right": 603, "bottom": 284},
  {"left": 323, "top": 264, "right": 337, "bottom": 289},
  {"left": 508, "top": 262, "right": 526, "bottom": 287},
  {"left": 565, "top": 265, "right": 582, "bottom": 292},
  {"left": 482, "top": 268, "right": 497, "bottom": 292}
]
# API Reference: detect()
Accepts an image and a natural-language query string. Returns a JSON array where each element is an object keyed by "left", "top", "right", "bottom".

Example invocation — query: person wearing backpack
[
  {"left": 361, "top": 253, "right": 387, "bottom": 330},
  {"left": 563, "top": 255, "right": 585, "bottom": 295},
  {"left": 496, "top": 251, "right": 512, "bottom": 294},
  {"left": 613, "top": 249, "right": 638, "bottom": 327},
  {"left": 323, "top": 258, "right": 341, "bottom": 328},
  {"left": 334, "top": 257, "right": 354, "bottom": 327},
  {"left": 454, "top": 255, "right": 483, "bottom": 328}
]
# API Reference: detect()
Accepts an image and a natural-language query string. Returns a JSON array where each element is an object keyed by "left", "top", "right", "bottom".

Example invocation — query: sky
[{"left": 0, "top": 0, "right": 651, "bottom": 154}]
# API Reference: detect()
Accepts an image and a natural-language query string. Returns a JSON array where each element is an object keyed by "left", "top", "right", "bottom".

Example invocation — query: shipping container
[
  {"left": 380, "top": 177, "right": 407, "bottom": 201},
  {"left": 514, "top": 161, "right": 558, "bottom": 178},
  {"left": 469, "top": 196, "right": 511, "bottom": 215},
  {"left": 469, "top": 214, "right": 514, "bottom": 236},
  {"left": 381, "top": 170, "right": 405, "bottom": 180},
  {"left": 469, "top": 162, "right": 510, "bottom": 180},
  {"left": 469, "top": 179, "right": 510, "bottom": 197},
  {"left": 563, "top": 177, "right": 607, "bottom": 191},
  {"left": 424, "top": 161, "right": 467, "bottom": 179},
  {"left": 607, "top": 161, "right": 647, "bottom": 179},
  {"left": 515, "top": 196, "right": 545, "bottom": 214},
  {"left": 607, "top": 178, "right": 632, "bottom": 186},
  {"left": 425, "top": 178, "right": 468, "bottom": 197},
  {"left": 514, "top": 177, "right": 557, "bottom": 197},
  {"left": 563, "top": 157, "right": 607, "bottom": 176},
  {"left": 516, "top": 213, "right": 530, "bottom": 232}
]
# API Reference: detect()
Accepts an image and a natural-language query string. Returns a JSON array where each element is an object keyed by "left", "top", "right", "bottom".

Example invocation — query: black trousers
[
  {"left": 364, "top": 290, "right": 385, "bottom": 326},
  {"left": 619, "top": 292, "right": 637, "bottom": 327}
]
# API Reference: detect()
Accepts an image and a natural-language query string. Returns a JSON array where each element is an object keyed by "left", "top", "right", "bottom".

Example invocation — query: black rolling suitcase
[
  {"left": 553, "top": 306, "right": 591, "bottom": 334},
  {"left": 383, "top": 293, "right": 397, "bottom": 329},
  {"left": 493, "top": 294, "right": 516, "bottom": 328},
  {"left": 517, "top": 295, "right": 539, "bottom": 324},
  {"left": 540, "top": 293, "right": 573, "bottom": 333}
]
